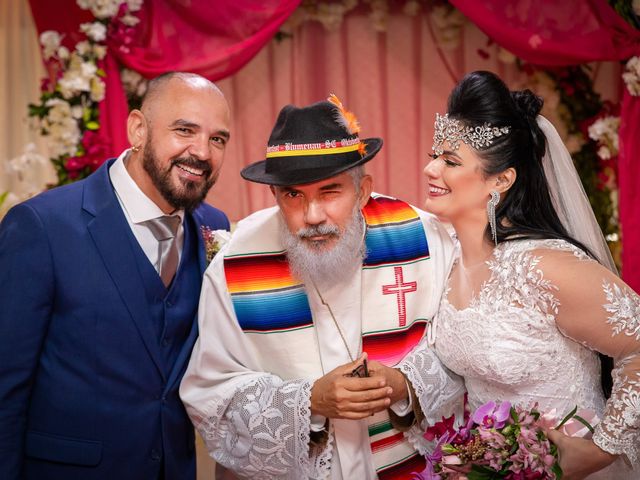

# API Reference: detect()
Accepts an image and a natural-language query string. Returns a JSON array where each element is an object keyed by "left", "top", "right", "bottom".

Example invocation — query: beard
[
  {"left": 142, "top": 139, "right": 218, "bottom": 212},
  {"left": 281, "top": 204, "right": 367, "bottom": 289}
]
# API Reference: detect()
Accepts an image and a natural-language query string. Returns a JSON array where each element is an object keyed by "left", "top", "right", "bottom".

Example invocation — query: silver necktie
[{"left": 145, "top": 215, "right": 181, "bottom": 287}]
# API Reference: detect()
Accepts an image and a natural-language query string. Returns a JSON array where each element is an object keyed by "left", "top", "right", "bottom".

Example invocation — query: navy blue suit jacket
[{"left": 0, "top": 159, "right": 229, "bottom": 480}]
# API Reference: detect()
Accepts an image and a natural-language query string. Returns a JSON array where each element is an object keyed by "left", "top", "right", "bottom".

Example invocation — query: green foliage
[{"left": 609, "top": 0, "right": 640, "bottom": 28}]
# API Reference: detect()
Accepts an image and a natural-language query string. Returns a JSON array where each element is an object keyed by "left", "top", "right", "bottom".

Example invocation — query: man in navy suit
[{"left": 0, "top": 72, "right": 231, "bottom": 480}]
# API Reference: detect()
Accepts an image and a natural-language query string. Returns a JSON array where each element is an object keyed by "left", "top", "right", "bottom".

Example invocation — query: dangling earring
[{"left": 487, "top": 190, "right": 500, "bottom": 246}]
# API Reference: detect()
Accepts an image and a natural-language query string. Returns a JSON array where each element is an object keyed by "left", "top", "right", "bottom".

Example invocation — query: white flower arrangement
[
  {"left": 622, "top": 56, "right": 640, "bottom": 97},
  {"left": 430, "top": 4, "right": 466, "bottom": 50},
  {"left": 588, "top": 116, "right": 620, "bottom": 160},
  {"left": 0, "top": 144, "right": 57, "bottom": 220},
  {"left": 120, "top": 68, "right": 148, "bottom": 98},
  {"left": 30, "top": 0, "right": 143, "bottom": 185}
]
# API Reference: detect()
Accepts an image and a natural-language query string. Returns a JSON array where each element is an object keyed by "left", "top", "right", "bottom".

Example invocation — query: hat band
[
  {"left": 266, "top": 138, "right": 361, "bottom": 158},
  {"left": 264, "top": 149, "right": 364, "bottom": 174}
]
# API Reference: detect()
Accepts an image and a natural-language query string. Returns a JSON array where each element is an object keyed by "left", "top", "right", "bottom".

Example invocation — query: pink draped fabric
[
  {"left": 112, "top": 0, "right": 300, "bottom": 79},
  {"left": 450, "top": 0, "right": 640, "bottom": 291},
  {"left": 619, "top": 91, "right": 640, "bottom": 291},
  {"left": 28, "top": 0, "right": 300, "bottom": 170}
]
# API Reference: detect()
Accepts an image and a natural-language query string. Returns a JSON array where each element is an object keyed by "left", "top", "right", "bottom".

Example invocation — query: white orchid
[
  {"left": 80, "top": 22, "right": 108, "bottom": 42},
  {"left": 589, "top": 116, "right": 620, "bottom": 161},
  {"left": 77, "top": 0, "right": 121, "bottom": 19},
  {"left": 597, "top": 145, "right": 612, "bottom": 160},
  {"left": 121, "top": 68, "right": 148, "bottom": 98},
  {"left": 58, "top": 68, "right": 92, "bottom": 99},
  {"left": 57, "top": 46, "right": 70, "bottom": 60},
  {"left": 90, "top": 77, "right": 106, "bottom": 102},
  {"left": 120, "top": 13, "right": 141, "bottom": 26},
  {"left": 93, "top": 44, "right": 108, "bottom": 60},
  {"left": 622, "top": 56, "right": 640, "bottom": 97},
  {"left": 40, "top": 31, "right": 62, "bottom": 60}
]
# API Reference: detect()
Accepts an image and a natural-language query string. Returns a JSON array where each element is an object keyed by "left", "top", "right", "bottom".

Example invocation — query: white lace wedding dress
[{"left": 432, "top": 239, "right": 639, "bottom": 479}]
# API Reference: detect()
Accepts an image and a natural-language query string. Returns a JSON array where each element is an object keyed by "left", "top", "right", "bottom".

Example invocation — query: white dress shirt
[{"left": 109, "top": 150, "right": 185, "bottom": 273}]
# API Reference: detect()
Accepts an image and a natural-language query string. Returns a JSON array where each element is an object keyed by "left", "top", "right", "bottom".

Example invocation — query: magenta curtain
[
  {"left": 28, "top": 0, "right": 300, "bottom": 172},
  {"left": 450, "top": 0, "right": 640, "bottom": 292}
]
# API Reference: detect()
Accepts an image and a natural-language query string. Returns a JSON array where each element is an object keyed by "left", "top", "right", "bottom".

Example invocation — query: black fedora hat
[{"left": 241, "top": 96, "right": 383, "bottom": 186}]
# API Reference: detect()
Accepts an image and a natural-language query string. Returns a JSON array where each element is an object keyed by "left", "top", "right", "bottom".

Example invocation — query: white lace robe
[
  {"left": 179, "top": 208, "right": 464, "bottom": 479},
  {"left": 432, "top": 239, "right": 639, "bottom": 479}
]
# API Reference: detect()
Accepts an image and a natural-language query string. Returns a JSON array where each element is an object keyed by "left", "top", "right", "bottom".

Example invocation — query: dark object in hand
[{"left": 350, "top": 359, "right": 369, "bottom": 378}]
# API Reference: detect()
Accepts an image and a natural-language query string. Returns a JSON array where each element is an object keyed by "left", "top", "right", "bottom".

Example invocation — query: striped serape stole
[
  {"left": 224, "top": 252, "right": 312, "bottom": 334},
  {"left": 362, "top": 195, "right": 432, "bottom": 478}
]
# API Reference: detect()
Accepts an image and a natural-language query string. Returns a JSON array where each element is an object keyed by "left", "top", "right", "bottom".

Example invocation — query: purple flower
[
  {"left": 411, "top": 462, "right": 442, "bottom": 480},
  {"left": 472, "top": 401, "right": 512, "bottom": 430}
]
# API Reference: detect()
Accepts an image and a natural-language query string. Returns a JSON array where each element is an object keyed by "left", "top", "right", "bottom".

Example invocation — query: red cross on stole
[{"left": 381, "top": 266, "right": 417, "bottom": 327}]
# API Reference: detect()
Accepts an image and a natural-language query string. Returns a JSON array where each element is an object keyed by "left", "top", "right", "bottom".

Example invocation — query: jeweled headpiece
[{"left": 432, "top": 113, "right": 511, "bottom": 156}]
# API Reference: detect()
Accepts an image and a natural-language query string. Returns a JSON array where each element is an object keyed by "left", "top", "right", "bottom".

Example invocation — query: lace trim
[
  {"left": 482, "top": 243, "right": 560, "bottom": 316},
  {"left": 594, "top": 368, "right": 640, "bottom": 468},
  {"left": 191, "top": 376, "right": 323, "bottom": 479},
  {"left": 398, "top": 341, "right": 465, "bottom": 455},
  {"left": 602, "top": 281, "right": 640, "bottom": 340},
  {"left": 304, "top": 381, "right": 333, "bottom": 480}
]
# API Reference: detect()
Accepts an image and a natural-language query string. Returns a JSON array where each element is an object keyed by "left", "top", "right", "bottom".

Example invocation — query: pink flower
[
  {"left": 424, "top": 415, "right": 456, "bottom": 442},
  {"left": 80, "top": 130, "right": 110, "bottom": 171},
  {"left": 472, "top": 401, "right": 512, "bottom": 430}
]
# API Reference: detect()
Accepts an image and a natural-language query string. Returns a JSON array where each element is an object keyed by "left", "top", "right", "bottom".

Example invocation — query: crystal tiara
[{"left": 432, "top": 113, "right": 511, "bottom": 156}]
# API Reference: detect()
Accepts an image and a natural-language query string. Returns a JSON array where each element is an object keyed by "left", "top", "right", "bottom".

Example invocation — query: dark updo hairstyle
[
  {"left": 447, "top": 71, "right": 613, "bottom": 396},
  {"left": 447, "top": 70, "right": 593, "bottom": 252}
]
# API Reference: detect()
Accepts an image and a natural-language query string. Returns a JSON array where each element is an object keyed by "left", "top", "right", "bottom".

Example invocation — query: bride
[{"left": 424, "top": 71, "right": 638, "bottom": 479}]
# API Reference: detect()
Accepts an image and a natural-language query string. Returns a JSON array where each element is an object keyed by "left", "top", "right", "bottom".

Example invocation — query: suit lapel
[
  {"left": 191, "top": 209, "right": 208, "bottom": 275},
  {"left": 83, "top": 160, "right": 166, "bottom": 381}
]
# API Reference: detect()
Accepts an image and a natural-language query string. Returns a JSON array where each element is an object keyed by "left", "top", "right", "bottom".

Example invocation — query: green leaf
[
  {"left": 510, "top": 408, "right": 519, "bottom": 423},
  {"left": 85, "top": 120, "right": 100, "bottom": 131},
  {"left": 572, "top": 414, "right": 595, "bottom": 434},
  {"left": 468, "top": 464, "right": 504, "bottom": 480},
  {"left": 96, "top": 68, "right": 106, "bottom": 77},
  {"left": 555, "top": 406, "right": 578, "bottom": 430},
  {"left": 0, "top": 190, "right": 8, "bottom": 208},
  {"left": 552, "top": 462, "right": 563, "bottom": 479}
]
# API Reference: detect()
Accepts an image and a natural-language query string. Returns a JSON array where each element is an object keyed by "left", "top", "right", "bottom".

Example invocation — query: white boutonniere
[{"left": 201, "top": 226, "right": 231, "bottom": 264}]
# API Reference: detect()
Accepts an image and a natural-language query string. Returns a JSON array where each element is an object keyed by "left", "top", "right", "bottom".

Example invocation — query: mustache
[
  {"left": 171, "top": 156, "right": 212, "bottom": 174},
  {"left": 296, "top": 223, "right": 340, "bottom": 239}
]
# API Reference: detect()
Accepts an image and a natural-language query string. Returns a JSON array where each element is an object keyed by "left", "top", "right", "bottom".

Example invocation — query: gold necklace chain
[{"left": 312, "top": 281, "right": 357, "bottom": 363}]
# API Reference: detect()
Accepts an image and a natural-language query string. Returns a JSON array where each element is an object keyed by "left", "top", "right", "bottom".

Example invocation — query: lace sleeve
[
  {"left": 186, "top": 375, "right": 331, "bottom": 479},
  {"left": 180, "top": 257, "right": 333, "bottom": 479},
  {"left": 397, "top": 338, "right": 465, "bottom": 454},
  {"left": 537, "top": 248, "right": 640, "bottom": 468}
]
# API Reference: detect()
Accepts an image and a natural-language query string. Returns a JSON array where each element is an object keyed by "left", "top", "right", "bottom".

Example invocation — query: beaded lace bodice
[{"left": 433, "top": 239, "right": 639, "bottom": 473}]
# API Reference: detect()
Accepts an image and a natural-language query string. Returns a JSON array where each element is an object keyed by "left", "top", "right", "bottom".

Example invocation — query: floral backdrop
[{"left": 3, "top": 0, "right": 640, "bottom": 290}]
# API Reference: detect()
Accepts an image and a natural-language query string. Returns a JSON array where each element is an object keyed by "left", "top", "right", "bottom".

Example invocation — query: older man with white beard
[{"left": 180, "top": 96, "right": 464, "bottom": 480}]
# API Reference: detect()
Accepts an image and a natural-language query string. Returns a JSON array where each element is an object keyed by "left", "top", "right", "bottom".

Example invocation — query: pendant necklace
[{"left": 312, "top": 281, "right": 359, "bottom": 366}]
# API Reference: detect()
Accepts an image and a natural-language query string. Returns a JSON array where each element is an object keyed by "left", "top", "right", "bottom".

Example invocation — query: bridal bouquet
[{"left": 414, "top": 401, "right": 594, "bottom": 480}]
